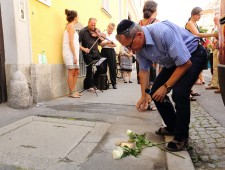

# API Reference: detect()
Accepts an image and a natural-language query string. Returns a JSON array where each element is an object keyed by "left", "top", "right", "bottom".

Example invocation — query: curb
[{"left": 165, "top": 136, "right": 195, "bottom": 170}]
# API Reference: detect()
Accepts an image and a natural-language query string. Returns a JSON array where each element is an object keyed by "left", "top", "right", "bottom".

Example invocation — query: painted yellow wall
[{"left": 28, "top": 0, "right": 121, "bottom": 64}]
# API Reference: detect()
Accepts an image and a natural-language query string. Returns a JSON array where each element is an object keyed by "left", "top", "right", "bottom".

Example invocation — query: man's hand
[
  {"left": 152, "top": 85, "right": 167, "bottom": 102},
  {"left": 84, "top": 48, "right": 90, "bottom": 54},
  {"left": 136, "top": 95, "right": 149, "bottom": 112}
]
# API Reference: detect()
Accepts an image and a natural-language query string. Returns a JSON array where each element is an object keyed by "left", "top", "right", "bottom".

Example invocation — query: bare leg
[
  {"left": 123, "top": 71, "right": 128, "bottom": 82},
  {"left": 68, "top": 69, "right": 75, "bottom": 93},
  {"left": 128, "top": 71, "right": 132, "bottom": 83},
  {"left": 68, "top": 69, "right": 80, "bottom": 98},
  {"left": 73, "top": 69, "right": 82, "bottom": 96}
]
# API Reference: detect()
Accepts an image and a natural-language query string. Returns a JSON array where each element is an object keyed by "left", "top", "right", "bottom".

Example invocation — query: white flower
[
  {"left": 112, "top": 147, "right": 124, "bottom": 159},
  {"left": 127, "top": 129, "right": 132, "bottom": 136}
]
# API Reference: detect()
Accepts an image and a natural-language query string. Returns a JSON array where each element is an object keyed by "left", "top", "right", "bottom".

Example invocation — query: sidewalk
[
  {"left": 188, "top": 70, "right": 225, "bottom": 170},
  {"left": 0, "top": 72, "right": 194, "bottom": 170}
]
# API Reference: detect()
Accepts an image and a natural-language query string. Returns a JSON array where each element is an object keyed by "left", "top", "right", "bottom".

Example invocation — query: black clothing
[
  {"left": 79, "top": 27, "right": 104, "bottom": 88},
  {"left": 101, "top": 48, "right": 117, "bottom": 86},
  {"left": 79, "top": 27, "right": 102, "bottom": 56}
]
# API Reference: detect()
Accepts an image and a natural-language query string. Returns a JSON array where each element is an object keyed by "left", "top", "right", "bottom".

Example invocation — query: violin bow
[
  {"left": 88, "top": 30, "right": 106, "bottom": 51},
  {"left": 89, "top": 37, "right": 100, "bottom": 51}
]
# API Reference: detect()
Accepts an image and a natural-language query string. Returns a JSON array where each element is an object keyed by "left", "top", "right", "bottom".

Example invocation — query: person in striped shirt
[{"left": 116, "top": 19, "right": 207, "bottom": 152}]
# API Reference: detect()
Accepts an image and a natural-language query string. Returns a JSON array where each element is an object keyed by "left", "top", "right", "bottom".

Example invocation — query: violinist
[
  {"left": 100, "top": 22, "right": 117, "bottom": 89},
  {"left": 79, "top": 18, "right": 105, "bottom": 91}
]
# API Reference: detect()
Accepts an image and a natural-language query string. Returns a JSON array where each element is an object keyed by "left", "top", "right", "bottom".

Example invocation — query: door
[{"left": 0, "top": 8, "right": 7, "bottom": 103}]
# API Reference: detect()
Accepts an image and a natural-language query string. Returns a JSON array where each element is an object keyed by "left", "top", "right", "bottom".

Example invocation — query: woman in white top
[{"left": 63, "top": 9, "right": 81, "bottom": 98}]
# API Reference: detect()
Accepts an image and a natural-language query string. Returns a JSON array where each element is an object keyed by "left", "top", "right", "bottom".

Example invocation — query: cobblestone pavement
[{"left": 189, "top": 102, "right": 225, "bottom": 169}]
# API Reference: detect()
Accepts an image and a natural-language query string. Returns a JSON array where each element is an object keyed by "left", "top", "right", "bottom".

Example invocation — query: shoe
[
  {"left": 166, "top": 139, "right": 188, "bottom": 152},
  {"left": 74, "top": 91, "right": 82, "bottom": 96},
  {"left": 155, "top": 127, "right": 174, "bottom": 136},
  {"left": 88, "top": 87, "right": 95, "bottom": 93},
  {"left": 190, "top": 92, "right": 201, "bottom": 96},
  {"left": 147, "top": 105, "right": 157, "bottom": 111},
  {"left": 68, "top": 92, "right": 80, "bottom": 98},
  {"left": 214, "top": 89, "right": 221, "bottom": 93},
  {"left": 129, "top": 81, "right": 133, "bottom": 83},
  {"left": 124, "top": 81, "right": 127, "bottom": 83},
  {"left": 93, "top": 86, "right": 98, "bottom": 90},
  {"left": 190, "top": 96, "right": 196, "bottom": 101},
  {"left": 205, "top": 86, "right": 218, "bottom": 90},
  {"left": 113, "top": 85, "right": 117, "bottom": 89}
]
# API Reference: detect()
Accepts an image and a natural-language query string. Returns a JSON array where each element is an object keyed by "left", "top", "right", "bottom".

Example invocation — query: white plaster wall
[
  {"left": 0, "top": 0, "right": 31, "bottom": 64},
  {"left": 13, "top": 0, "right": 32, "bottom": 64},
  {"left": 0, "top": 0, "right": 18, "bottom": 64}
]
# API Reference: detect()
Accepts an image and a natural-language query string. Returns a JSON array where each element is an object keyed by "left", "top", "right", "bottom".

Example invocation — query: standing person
[
  {"left": 205, "top": 16, "right": 221, "bottom": 93},
  {"left": 185, "top": 7, "right": 217, "bottom": 100},
  {"left": 138, "top": 0, "right": 159, "bottom": 111},
  {"left": 206, "top": 16, "right": 221, "bottom": 93},
  {"left": 79, "top": 18, "right": 104, "bottom": 92},
  {"left": 100, "top": 23, "right": 117, "bottom": 89},
  {"left": 116, "top": 19, "right": 207, "bottom": 152},
  {"left": 63, "top": 9, "right": 81, "bottom": 98},
  {"left": 119, "top": 46, "right": 133, "bottom": 83},
  {"left": 185, "top": 7, "right": 218, "bottom": 85},
  {"left": 136, "top": 0, "right": 160, "bottom": 85}
]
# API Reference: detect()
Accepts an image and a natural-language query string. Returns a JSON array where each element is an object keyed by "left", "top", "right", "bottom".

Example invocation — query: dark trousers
[
  {"left": 150, "top": 45, "right": 207, "bottom": 140},
  {"left": 83, "top": 53, "right": 104, "bottom": 89},
  {"left": 209, "top": 52, "right": 213, "bottom": 75},
  {"left": 101, "top": 48, "right": 117, "bottom": 86}
]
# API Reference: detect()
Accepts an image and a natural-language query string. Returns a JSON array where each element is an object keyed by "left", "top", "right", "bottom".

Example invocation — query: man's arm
[
  {"left": 136, "top": 70, "right": 150, "bottom": 111},
  {"left": 79, "top": 29, "right": 90, "bottom": 54},
  {"left": 139, "top": 70, "right": 149, "bottom": 97}
]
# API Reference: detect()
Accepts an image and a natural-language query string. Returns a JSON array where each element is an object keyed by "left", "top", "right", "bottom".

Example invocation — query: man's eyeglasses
[{"left": 125, "top": 33, "right": 136, "bottom": 49}]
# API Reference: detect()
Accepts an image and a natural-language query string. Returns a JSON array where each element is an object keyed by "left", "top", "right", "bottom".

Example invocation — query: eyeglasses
[{"left": 125, "top": 33, "right": 136, "bottom": 49}]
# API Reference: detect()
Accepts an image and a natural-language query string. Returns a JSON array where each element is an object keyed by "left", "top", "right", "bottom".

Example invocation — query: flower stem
[{"left": 157, "top": 146, "right": 185, "bottom": 159}]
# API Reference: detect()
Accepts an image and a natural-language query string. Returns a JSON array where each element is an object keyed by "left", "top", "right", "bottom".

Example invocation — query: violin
[
  {"left": 89, "top": 28, "right": 105, "bottom": 41},
  {"left": 89, "top": 28, "right": 114, "bottom": 44}
]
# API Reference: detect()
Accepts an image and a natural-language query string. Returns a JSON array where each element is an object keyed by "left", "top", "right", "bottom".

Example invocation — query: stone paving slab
[{"left": 0, "top": 116, "right": 111, "bottom": 170}]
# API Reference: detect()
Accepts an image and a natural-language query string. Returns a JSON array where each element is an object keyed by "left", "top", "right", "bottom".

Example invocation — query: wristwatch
[{"left": 164, "top": 83, "right": 172, "bottom": 92}]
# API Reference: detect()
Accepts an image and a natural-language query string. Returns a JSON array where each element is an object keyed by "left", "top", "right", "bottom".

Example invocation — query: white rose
[
  {"left": 127, "top": 129, "right": 132, "bottom": 136},
  {"left": 112, "top": 147, "right": 123, "bottom": 159}
]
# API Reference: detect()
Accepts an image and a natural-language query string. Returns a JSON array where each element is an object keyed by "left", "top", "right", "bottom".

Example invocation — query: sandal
[
  {"left": 74, "top": 91, "right": 82, "bottom": 96},
  {"left": 68, "top": 92, "right": 80, "bottom": 98},
  {"left": 147, "top": 105, "right": 157, "bottom": 111},
  {"left": 166, "top": 139, "right": 188, "bottom": 152},
  {"left": 155, "top": 127, "right": 174, "bottom": 136}
]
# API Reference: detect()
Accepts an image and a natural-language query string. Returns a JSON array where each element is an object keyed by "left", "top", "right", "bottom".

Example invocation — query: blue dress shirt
[{"left": 137, "top": 20, "right": 200, "bottom": 70}]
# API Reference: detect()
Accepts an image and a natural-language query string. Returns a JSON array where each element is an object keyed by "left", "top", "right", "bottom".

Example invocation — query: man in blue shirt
[{"left": 116, "top": 19, "right": 207, "bottom": 152}]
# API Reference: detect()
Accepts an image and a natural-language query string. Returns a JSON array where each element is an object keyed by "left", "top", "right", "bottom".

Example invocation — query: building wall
[
  {"left": 28, "top": 0, "right": 124, "bottom": 64},
  {"left": 1, "top": 0, "right": 143, "bottom": 105}
]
